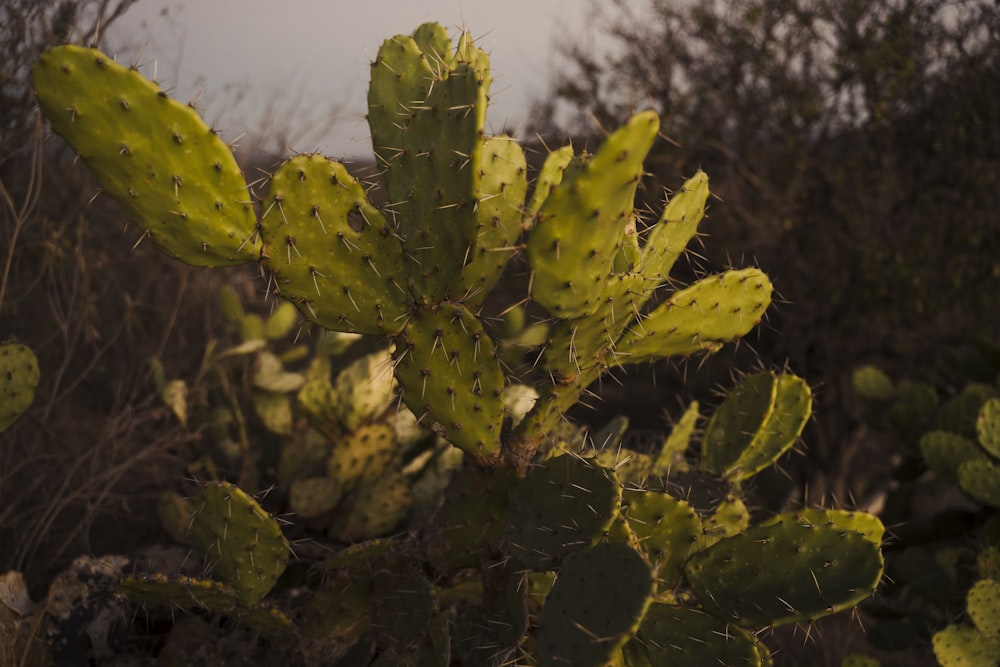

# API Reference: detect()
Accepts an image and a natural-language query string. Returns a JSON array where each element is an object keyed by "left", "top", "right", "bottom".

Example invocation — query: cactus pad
[
  {"left": 393, "top": 303, "right": 505, "bottom": 459},
  {"left": 528, "top": 111, "right": 659, "bottom": 319},
  {"left": 302, "top": 570, "right": 373, "bottom": 660},
  {"left": 967, "top": 578, "right": 1000, "bottom": 636},
  {"left": 368, "top": 24, "right": 490, "bottom": 303},
  {"left": 189, "top": 481, "right": 290, "bottom": 605},
  {"left": 977, "top": 398, "right": 1000, "bottom": 459},
  {"left": 920, "top": 431, "right": 984, "bottom": 483},
  {"left": 330, "top": 348, "right": 397, "bottom": 430},
  {"left": 684, "top": 514, "right": 884, "bottom": 627},
  {"left": 32, "top": 46, "right": 260, "bottom": 266},
  {"left": 701, "top": 372, "right": 777, "bottom": 475},
  {"left": 623, "top": 603, "right": 764, "bottom": 667},
  {"left": 722, "top": 373, "right": 812, "bottom": 481},
  {"left": 852, "top": 365, "right": 895, "bottom": 401},
  {"left": 289, "top": 477, "right": 343, "bottom": 519},
  {"left": 327, "top": 423, "right": 398, "bottom": 491},
  {"left": 621, "top": 489, "right": 701, "bottom": 582},
  {"left": 537, "top": 541, "right": 654, "bottom": 667},
  {"left": 932, "top": 624, "right": 1000, "bottom": 667},
  {"left": 636, "top": 170, "right": 710, "bottom": 295},
  {"left": 459, "top": 135, "right": 528, "bottom": 306},
  {"left": 507, "top": 455, "right": 621, "bottom": 569},
  {"left": 260, "top": 154, "right": 410, "bottom": 334},
  {"left": 616, "top": 268, "right": 773, "bottom": 364},
  {"left": 958, "top": 458, "right": 1000, "bottom": 508},
  {"left": 120, "top": 573, "right": 241, "bottom": 611},
  {"left": 427, "top": 466, "right": 515, "bottom": 572},
  {"left": 331, "top": 470, "right": 412, "bottom": 542},
  {"left": 0, "top": 343, "right": 39, "bottom": 432},
  {"left": 524, "top": 145, "right": 575, "bottom": 224},
  {"left": 655, "top": 400, "right": 699, "bottom": 475}
]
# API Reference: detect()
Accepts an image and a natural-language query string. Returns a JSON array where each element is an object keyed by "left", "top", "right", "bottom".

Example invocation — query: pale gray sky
[{"left": 108, "top": 0, "right": 607, "bottom": 159}]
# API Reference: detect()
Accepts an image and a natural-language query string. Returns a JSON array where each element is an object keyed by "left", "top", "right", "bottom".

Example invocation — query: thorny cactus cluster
[
  {"left": 853, "top": 366, "right": 1000, "bottom": 666},
  {"left": 29, "top": 24, "right": 887, "bottom": 666}
]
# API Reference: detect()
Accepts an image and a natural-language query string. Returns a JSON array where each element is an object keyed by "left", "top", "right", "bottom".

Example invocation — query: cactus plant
[{"left": 31, "top": 22, "right": 883, "bottom": 666}]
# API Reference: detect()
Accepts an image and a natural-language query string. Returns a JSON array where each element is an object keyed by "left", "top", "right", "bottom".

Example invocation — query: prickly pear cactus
[
  {"left": 189, "top": 481, "right": 289, "bottom": 605},
  {"left": 0, "top": 343, "right": 39, "bottom": 432},
  {"left": 31, "top": 22, "right": 880, "bottom": 666}
]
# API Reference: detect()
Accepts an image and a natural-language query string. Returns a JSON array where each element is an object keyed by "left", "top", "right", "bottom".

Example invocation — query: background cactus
[
  {"left": 0, "top": 342, "right": 39, "bottom": 432},
  {"left": 853, "top": 362, "right": 1000, "bottom": 664}
]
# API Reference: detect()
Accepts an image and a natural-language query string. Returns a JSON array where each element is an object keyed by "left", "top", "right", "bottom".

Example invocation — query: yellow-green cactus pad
[
  {"left": 0, "top": 343, "right": 39, "bottom": 432},
  {"left": 261, "top": 154, "right": 411, "bottom": 334},
  {"left": 32, "top": 46, "right": 260, "bottom": 266}
]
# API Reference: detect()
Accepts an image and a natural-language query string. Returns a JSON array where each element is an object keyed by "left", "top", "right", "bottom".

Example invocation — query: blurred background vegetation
[{"left": 0, "top": 0, "right": 998, "bottom": 664}]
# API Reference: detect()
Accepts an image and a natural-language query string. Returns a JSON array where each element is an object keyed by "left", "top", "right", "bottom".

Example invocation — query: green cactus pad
[
  {"left": 537, "top": 542, "right": 654, "bottom": 667},
  {"left": 315, "top": 539, "right": 395, "bottom": 572},
  {"left": 260, "top": 154, "right": 410, "bottom": 334},
  {"left": 189, "top": 481, "right": 290, "bottom": 605},
  {"left": 623, "top": 603, "right": 763, "bottom": 667},
  {"left": 157, "top": 491, "right": 194, "bottom": 544},
  {"left": 621, "top": 489, "right": 701, "bottom": 582},
  {"left": 936, "top": 383, "right": 1000, "bottom": 439},
  {"left": 761, "top": 508, "right": 885, "bottom": 545},
  {"left": 636, "top": 170, "right": 710, "bottom": 295},
  {"left": 932, "top": 624, "right": 1000, "bottom": 667},
  {"left": 958, "top": 458, "right": 1000, "bottom": 508},
  {"left": 252, "top": 351, "right": 305, "bottom": 393},
  {"left": 297, "top": 376, "right": 340, "bottom": 439},
  {"left": 32, "top": 46, "right": 260, "bottom": 266},
  {"left": 701, "top": 372, "right": 778, "bottom": 475},
  {"left": 393, "top": 303, "right": 505, "bottom": 459},
  {"left": 723, "top": 373, "right": 813, "bottom": 481},
  {"left": 327, "top": 423, "right": 398, "bottom": 491},
  {"left": 507, "top": 455, "right": 621, "bottom": 569},
  {"left": 427, "top": 465, "right": 515, "bottom": 572},
  {"left": 919, "top": 431, "right": 984, "bottom": 483},
  {"left": 330, "top": 348, "right": 397, "bottom": 431},
  {"left": 978, "top": 546, "right": 1000, "bottom": 580},
  {"left": 459, "top": 135, "right": 528, "bottom": 306},
  {"left": 851, "top": 366, "right": 895, "bottom": 401},
  {"left": 967, "top": 578, "right": 1000, "bottom": 635},
  {"left": 331, "top": 470, "right": 412, "bottom": 542},
  {"left": 528, "top": 111, "right": 659, "bottom": 319},
  {"left": 0, "top": 343, "right": 39, "bottom": 432},
  {"left": 700, "top": 495, "right": 751, "bottom": 549},
  {"left": 684, "top": 515, "right": 884, "bottom": 627},
  {"left": 524, "top": 145, "right": 575, "bottom": 224},
  {"left": 978, "top": 398, "right": 1000, "bottom": 459},
  {"left": 654, "top": 401, "right": 699, "bottom": 475},
  {"left": 264, "top": 301, "right": 300, "bottom": 340},
  {"left": 252, "top": 389, "right": 293, "bottom": 435},
  {"left": 368, "top": 24, "right": 490, "bottom": 303},
  {"left": 373, "top": 570, "right": 437, "bottom": 652},
  {"left": 120, "top": 573, "right": 241, "bottom": 611},
  {"left": 615, "top": 268, "right": 773, "bottom": 364},
  {"left": 289, "top": 477, "right": 343, "bottom": 519},
  {"left": 302, "top": 570, "right": 373, "bottom": 660},
  {"left": 596, "top": 447, "right": 653, "bottom": 486}
]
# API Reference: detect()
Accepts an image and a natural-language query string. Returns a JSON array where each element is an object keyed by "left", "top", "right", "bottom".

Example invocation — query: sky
[{"left": 107, "top": 0, "right": 608, "bottom": 159}]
